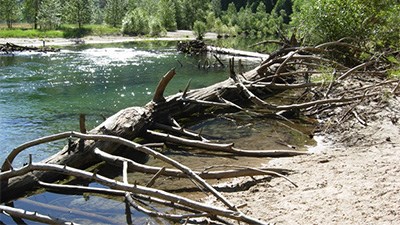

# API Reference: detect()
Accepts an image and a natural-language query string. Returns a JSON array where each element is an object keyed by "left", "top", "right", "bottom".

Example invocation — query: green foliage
[
  {"left": 37, "top": 0, "right": 62, "bottom": 30},
  {"left": 0, "top": 0, "right": 20, "bottom": 28},
  {"left": 157, "top": 0, "right": 177, "bottom": 31},
  {"left": 291, "top": 0, "right": 400, "bottom": 50},
  {"left": 23, "top": 0, "right": 41, "bottom": 29},
  {"left": 180, "top": 0, "right": 209, "bottom": 29},
  {"left": 211, "top": 0, "right": 222, "bottom": 17},
  {"left": 222, "top": 3, "right": 238, "bottom": 26},
  {"left": 149, "top": 18, "right": 167, "bottom": 36},
  {"left": 121, "top": 7, "right": 149, "bottom": 35},
  {"left": 273, "top": 0, "right": 292, "bottom": 23},
  {"left": 63, "top": 0, "right": 93, "bottom": 28},
  {"left": 193, "top": 20, "right": 207, "bottom": 40},
  {"left": 105, "top": 0, "right": 128, "bottom": 27}
]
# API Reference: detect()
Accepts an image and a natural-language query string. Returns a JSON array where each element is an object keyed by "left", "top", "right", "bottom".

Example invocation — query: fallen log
[{"left": 0, "top": 42, "right": 60, "bottom": 53}]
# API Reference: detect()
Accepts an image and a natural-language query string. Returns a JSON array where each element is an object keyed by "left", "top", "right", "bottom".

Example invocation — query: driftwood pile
[
  {"left": 0, "top": 42, "right": 60, "bottom": 54},
  {"left": 177, "top": 40, "right": 207, "bottom": 54},
  {"left": 0, "top": 38, "right": 397, "bottom": 224}
]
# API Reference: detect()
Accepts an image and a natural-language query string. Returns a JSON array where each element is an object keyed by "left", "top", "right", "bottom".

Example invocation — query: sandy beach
[{"left": 206, "top": 96, "right": 400, "bottom": 224}]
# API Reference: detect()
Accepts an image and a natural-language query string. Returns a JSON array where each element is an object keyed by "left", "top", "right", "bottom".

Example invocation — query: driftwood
[
  {"left": 0, "top": 42, "right": 60, "bottom": 53},
  {"left": 1, "top": 38, "right": 395, "bottom": 224}
]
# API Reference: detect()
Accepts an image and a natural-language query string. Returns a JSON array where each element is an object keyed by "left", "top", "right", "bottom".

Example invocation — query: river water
[{"left": 0, "top": 41, "right": 315, "bottom": 224}]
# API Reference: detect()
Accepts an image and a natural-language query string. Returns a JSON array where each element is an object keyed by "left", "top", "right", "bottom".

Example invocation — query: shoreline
[
  {"left": 206, "top": 97, "right": 400, "bottom": 224},
  {"left": 0, "top": 30, "right": 218, "bottom": 47}
]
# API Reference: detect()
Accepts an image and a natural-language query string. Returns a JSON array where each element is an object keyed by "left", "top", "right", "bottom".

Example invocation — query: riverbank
[
  {"left": 0, "top": 30, "right": 218, "bottom": 47},
  {"left": 206, "top": 97, "right": 400, "bottom": 224}
]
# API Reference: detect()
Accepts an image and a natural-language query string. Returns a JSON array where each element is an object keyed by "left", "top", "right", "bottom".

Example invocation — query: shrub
[{"left": 193, "top": 20, "right": 206, "bottom": 40}]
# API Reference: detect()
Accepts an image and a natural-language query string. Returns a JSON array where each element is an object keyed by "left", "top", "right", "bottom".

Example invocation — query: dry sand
[{"left": 206, "top": 97, "right": 400, "bottom": 224}]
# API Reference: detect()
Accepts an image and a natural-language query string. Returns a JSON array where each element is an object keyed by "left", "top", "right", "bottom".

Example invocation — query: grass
[{"left": 0, "top": 23, "right": 122, "bottom": 38}]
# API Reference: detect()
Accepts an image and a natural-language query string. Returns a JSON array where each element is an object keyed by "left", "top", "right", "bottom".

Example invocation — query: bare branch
[
  {"left": 0, "top": 204, "right": 77, "bottom": 225},
  {"left": 153, "top": 68, "right": 176, "bottom": 103}
]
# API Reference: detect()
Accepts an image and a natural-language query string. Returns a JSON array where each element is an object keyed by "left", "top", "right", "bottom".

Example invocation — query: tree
[
  {"left": 104, "top": 0, "right": 127, "bottom": 27},
  {"left": 37, "top": 0, "right": 62, "bottom": 29},
  {"left": 237, "top": 4, "right": 254, "bottom": 34},
  {"left": 222, "top": 2, "right": 237, "bottom": 26},
  {"left": 121, "top": 7, "right": 149, "bottom": 35},
  {"left": 273, "top": 0, "right": 292, "bottom": 23},
  {"left": 211, "top": 0, "right": 222, "bottom": 17},
  {"left": 180, "top": 0, "right": 209, "bottom": 29},
  {"left": 63, "top": 0, "right": 92, "bottom": 28},
  {"left": 157, "top": 0, "right": 177, "bottom": 31},
  {"left": 255, "top": 2, "right": 271, "bottom": 36},
  {"left": 291, "top": 0, "right": 400, "bottom": 48},
  {"left": 0, "top": 0, "right": 20, "bottom": 28},
  {"left": 91, "top": 0, "right": 105, "bottom": 24},
  {"left": 193, "top": 20, "right": 207, "bottom": 39},
  {"left": 23, "top": 0, "right": 41, "bottom": 29}
]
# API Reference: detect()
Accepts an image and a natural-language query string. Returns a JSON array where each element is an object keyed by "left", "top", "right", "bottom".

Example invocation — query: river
[{"left": 0, "top": 41, "right": 315, "bottom": 224}]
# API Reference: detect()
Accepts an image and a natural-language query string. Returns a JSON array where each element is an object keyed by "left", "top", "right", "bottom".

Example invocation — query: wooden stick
[
  {"left": 125, "top": 193, "right": 209, "bottom": 221},
  {"left": 79, "top": 114, "right": 86, "bottom": 134},
  {"left": 153, "top": 68, "right": 176, "bottom": 103},
  {"left": 213, "top": 54, "right": 225, "bottom": 67},
  {"left": 146, "top": 167, "right": 166, "bottom": 187},
  {"left": 337, "top": 61, "right": 375, "bottom": 80},
  {"left": 0, "top": 204, "right": 77, "bottom": 225},
  {"left": 147, "top": 130, "right": 308, "bottom": 157},
  {"left": 93, "top": 147, "right": 292, "bottom": 179}
]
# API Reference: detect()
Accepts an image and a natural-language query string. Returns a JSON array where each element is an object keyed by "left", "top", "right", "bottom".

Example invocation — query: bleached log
[
  {"left": 146, "top": 130, "right": 308, "bottom": 157},
  {"left": 0, "top": 204, "right": 76, "bottom": 225}
]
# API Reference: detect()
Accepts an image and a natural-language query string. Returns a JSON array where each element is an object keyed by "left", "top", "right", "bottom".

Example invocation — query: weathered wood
[{"left": 0, "top": 42, "right": 60, "bottom": 53}]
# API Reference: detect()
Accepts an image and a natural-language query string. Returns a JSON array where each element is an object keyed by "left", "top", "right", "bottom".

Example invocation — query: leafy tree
[
  {"left": 24, "top": 0, "right": 41, "bottom": 29},
  {"left": 273, "top": 0, "right": 292, "bottom": 23},
  {"left": 157, "top": 0, "right": 177, "bottom": 31},
  {"left": 149, "top": 17, "right": 166, "bottom": 36},
  {"left": 211, "top": 0, "right": 222, "bottom": 17},
  {"left": 291, "top": 0, "right": 400, "bottom": 48},
  {"left": 63, "top": 0, "right": 92, "bottom": 28},
  {"left": 91, "top": 0, "right": 105, "bottom": 24},
  {"left": 0, "top": 0, "right": 20, "bottom": 28},
  {"left": 121, "top": 7, "right": 149, "bottom": 35},
  {"left": 193, "top": 20, "right": 207, "bottom": 39},
  {"left": 255, "top": 2, "right": 271, "bottom": 36},
  {"left": 237, "top": 4, "right": 254, "bottom": 34},
  {"left": 180, "top": 0, "right": 209, "bottom": 29},
  {"left": 104, "top": 0, "right": 128, "bottom": 27},
  {"left": 222, "top": 2, "right": 237, "bottom": 26},
  {"left": 37, "top": 0, "right": 62, "bottom": 29}
]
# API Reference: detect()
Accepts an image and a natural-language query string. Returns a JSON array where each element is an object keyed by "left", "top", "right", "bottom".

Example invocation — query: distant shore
[{"left": 0, "top": 30, "right": 218, "bottom": 47}]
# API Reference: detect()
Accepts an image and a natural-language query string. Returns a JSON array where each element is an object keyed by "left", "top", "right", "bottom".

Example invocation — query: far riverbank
[{"left": 0, "top": 30, "right": 218, "bottom": 47}]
